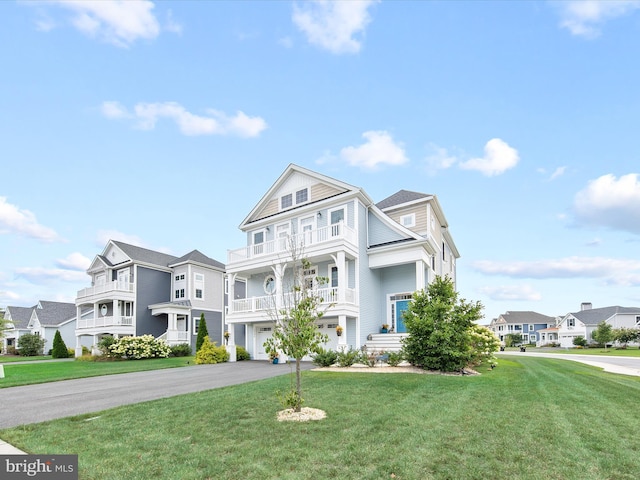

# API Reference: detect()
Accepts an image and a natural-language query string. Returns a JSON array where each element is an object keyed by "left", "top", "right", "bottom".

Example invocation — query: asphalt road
[{"left": 0, "top": 361, "right": 313, "bottom": 429}]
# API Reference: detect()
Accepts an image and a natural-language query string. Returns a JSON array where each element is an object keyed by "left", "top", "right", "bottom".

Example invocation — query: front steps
[{"left": 364, "top": 333, "right": 408, "bottom": 353}]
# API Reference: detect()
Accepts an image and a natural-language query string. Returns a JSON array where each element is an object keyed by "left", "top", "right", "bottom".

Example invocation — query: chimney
[{"left": 581, "top": 302, "right": 592, "bottom": 311}]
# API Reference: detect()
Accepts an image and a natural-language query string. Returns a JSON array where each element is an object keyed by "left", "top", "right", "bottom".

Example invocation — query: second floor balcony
[
  {"left": 228, "top": 223, "right": 357, "bottom": 265},
  {"left": 229, "top": 287, "right": 357, "bottom": 315},
  {"left": 76, "top": 281, "right": 135, "bottom": 303},
  {"left": 77, "top": 316, "right": 133, "bottom": 329}
]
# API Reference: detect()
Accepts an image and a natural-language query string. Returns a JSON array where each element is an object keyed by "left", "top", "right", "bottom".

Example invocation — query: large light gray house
[
  {"left": 74, "top": 240, "right": 243, "bottom": 356},
  {"left": 224, "top": 164, "right": 459, "bottom": 360}
]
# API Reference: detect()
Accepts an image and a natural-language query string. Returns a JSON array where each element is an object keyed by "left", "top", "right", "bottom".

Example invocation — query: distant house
[
  {"left": 489, "top": 311, "right": 557, "bottom": 345},
  {"left": 225, "top": 163, "right": 460, "bottom": 360},
  {"left": 2, "top": 301, "right": 92, "bottom": 354},
  {"left": 557, "top": 303, "right": 640, "bottom": 348},
  {"left": 2, "top": 305, "right": 33, "bottom": 353},
  {"left": 74, "top": 240, "right": 243, "bottom": 357}
]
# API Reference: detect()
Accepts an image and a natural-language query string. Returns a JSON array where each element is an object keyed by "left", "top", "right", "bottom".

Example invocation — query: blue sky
[{"left": 1, "top": 0, "right": 640, "bottom": 322}]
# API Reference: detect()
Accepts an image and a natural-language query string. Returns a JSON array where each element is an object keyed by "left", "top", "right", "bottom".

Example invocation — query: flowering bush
[
  {"left": 108, "top": 335, "right": 171, "bottom": 360},
  {"left": 468, "top": 324, "right": 500, "bottom": 367}
]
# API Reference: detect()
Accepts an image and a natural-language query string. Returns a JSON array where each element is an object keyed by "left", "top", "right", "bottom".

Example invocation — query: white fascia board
[{"left": 368, "top": 241, "right": 432, "bottom": 269}]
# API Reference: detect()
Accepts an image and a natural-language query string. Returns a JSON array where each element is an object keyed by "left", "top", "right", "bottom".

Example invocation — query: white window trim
[
  {"left": 400, "top": 213, "right": 416, "bottom": 228},
  {"left": 279, "top": 187, "right": 310, "bottom": 211},
  {"left": 328, "top": 206, "right": 346, "bottom": 225},
  {"left": 263, "top": 274, "right": 276, "bottom": 295}
]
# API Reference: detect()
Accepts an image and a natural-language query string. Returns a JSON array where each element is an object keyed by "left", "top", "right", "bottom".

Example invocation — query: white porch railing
[
  {"left": 228, "top": 223, "right": 357, "bottom": 263},
  {"left": 166, "top": 331, "right": 189, "bottom": 342},
  {"left": 77, "top": 316, "right": 134, "bottom": 329},
  {"left": 77, "top": 281, "right": 135, "bottom": 299},
  {"left": 230, "top": 287, "right": 356, "bottom": 314}
]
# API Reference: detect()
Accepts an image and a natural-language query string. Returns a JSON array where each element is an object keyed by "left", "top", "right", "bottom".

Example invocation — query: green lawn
[
  {"left": 2, "top": 356, "right": 639, "bottom": 480},
  {"left": 0, "top": 356, "right": 194, "bottom": 388},
  {"left": 512, "top": 346, "right": 640, "bottom": 357},
  {"left": 0, "top": 355, "right": 53, "bottom": 363}
]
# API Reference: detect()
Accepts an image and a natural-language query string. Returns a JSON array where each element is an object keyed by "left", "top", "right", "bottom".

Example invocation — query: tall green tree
[
  {"left": 613, "top": 327, "right": 639, "bottom": 349},
  {"left": 264, "top": 241, "right": 331, "bottom": 412},
  {"left": 51, "top": 330, "right": 70, "bottom": 358},
  {"left": 402, "top": 275, "right": 484, "bottom": 372},
  {"left": 592, "top": 321, "right": 614, "bottom": 350},
  {"left": 196, "top": 313, "right": 209, "bottom": 352}
]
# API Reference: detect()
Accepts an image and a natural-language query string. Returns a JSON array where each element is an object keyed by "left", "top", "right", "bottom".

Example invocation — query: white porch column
[
  {"left": 227, "top": 273, "right": 236, "bottom": 314},
  {"left": 337, "top": 251, "right": 346, "bottom": 303},
  {"left": 75, "top": 335, "right": 83, "bottom": 358},
  {"left": 226, "top": 325, "right": 237, "bottom": 363},
  {"left": 273, "top": 263, "right": 287, "bottom": 311},
  {"left": 416, "top": 260, "right": 426, "bottom": 291},
  {"left": 113, "top": 300, "right": 120, "bottom": 325},
  {"left": 338, "top": 314, "right": 347, "bottom": 351}
]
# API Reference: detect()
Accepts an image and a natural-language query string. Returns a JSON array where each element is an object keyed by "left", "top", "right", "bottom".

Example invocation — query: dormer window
[
  {"left": 280, "top": 188, "right": 309, "bottom": 211},
  {"left": 400, "top": 213, "right": 416, "bottom": 228}
]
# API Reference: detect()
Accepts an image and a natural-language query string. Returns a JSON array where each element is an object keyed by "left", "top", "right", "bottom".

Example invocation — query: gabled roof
[
  {"left": 496, "top": 311, "right": 556, "bottom": 324},
  {"left": 111, "top": 240, "right": 179, "bottom": 267},
  {"left": 376, "top": 190, "right": 431, "bottom": 210},
  {"left": 5, "top": 306, "right": 35, "bottom": 329},
  {"left": 169, "top": 250, "right": 225, "bottom": 270},
  {"left": 33, "top": 301, "right": 77, "bottom": 326},
  {"left": 239, "top": 163, "right": 373, "bottom": 228},
  {"left": 569, "top": 306, "right": 640, "bottom": 326}
]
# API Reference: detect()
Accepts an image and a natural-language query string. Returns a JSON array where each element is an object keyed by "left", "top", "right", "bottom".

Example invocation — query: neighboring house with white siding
[
  {"left": 557, "top": 303, "right": 640, "bottom": 348},
  {"left": 2, "top": 305, "right": 35, "bottom": 353},
  {"left": 74, "top": 240, "right": 240, "bottom": 356},
  {"left": 225, "top": 164, "right": 459, "bottom": 360}
]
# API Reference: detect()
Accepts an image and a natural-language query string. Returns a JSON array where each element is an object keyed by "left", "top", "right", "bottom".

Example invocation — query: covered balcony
[
  {"left": 227, "top": 223, "right": 357, "bottom": 265},
  {"left": 229, "top": 287, "right": 357, "bottom": 315},
  {"left": 77, "top": 316, "right": 133, "bottom": 329},
  {"left": 76, "top": 281, "right": 135, "bottom": 304}
]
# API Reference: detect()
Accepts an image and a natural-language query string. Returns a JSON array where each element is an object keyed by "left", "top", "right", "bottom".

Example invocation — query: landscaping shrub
[
  {"left": 236, "top": 346, "right": 250, "bottom": 361},
  {"left": 386, "top": 351, "right": 404, "bottom": 367},
  {"left": 5, "top": 346, "right": 17, "bottom": 355},
  {"left": 196, "top": 314, "right": 209, "bottom": 353},
  {"left": 312, "top": 348, "right": 337, "bottom": 367},
  {"left": 52, "top": 330, "right": 70, "bottom": 358},
  {"left": 109, "top": 335, "right": 171, "bottom": 359},
  {"left": 336, "top": 348, "right": 360, "bottom": 367},
  {"left": 573, "top": 336, "right": 588, "bottom": 347},
  {"left": 98, "top": 335, "right": 116, "bottom": 356},
  {"left": 17, "top": 333, "right": 46, "bottom": 356},
  {"left": 195, "top": 336, "right": 229, "bottom": 364},
  {"left": 170, "top": 343, "right": 192, "bottom": 357}
]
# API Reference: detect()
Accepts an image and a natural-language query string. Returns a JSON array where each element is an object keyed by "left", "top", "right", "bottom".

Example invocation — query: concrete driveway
[
  {"left": 0, "top": 361, "right": 312, "bottom": 429},
  {"left": 496, "top": 351, "right": 640, "bottom": 376}
]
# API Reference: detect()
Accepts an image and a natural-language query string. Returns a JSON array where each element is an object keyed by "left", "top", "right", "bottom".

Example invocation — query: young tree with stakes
[{"left": 263, "top": 239, "right": 332, "bottom": 412}]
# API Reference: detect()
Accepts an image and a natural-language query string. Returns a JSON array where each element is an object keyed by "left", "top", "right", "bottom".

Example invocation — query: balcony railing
[
  {"left": 230, "top": 287, "right": 356, "bottom": 314},
  {"left": 228, "top": 223, "right": 357, "bottom": 263},
  {"left": 77, "top": 281, "right": 135, "bottom": 300},
  {"left": 158, "top": 331, "right": 189, "bottom": 343},
  {"left": 77, "top": 316, "right": 134, "bottom": 329}
]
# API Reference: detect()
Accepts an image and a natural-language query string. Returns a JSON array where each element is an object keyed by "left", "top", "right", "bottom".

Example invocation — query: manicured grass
[
  {"left": 0, "top": 355, "right": 53, "bottom": 363},
  {"left": 519, "top": 347, "right": 640, "bottom": 357},
  {"left": 0, "top": 356, "right": 195, "bottom": 388},
  {"left": 2, "top": 356, "right": 639, "bottom": 480}
]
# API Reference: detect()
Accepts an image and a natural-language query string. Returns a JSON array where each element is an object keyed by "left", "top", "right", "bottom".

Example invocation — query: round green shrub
[{"left": 236, "top": 346, "right": 250, "bottom": 361}]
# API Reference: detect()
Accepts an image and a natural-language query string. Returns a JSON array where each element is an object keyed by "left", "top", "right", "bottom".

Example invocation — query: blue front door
[{"left": 396, "top": 300, "right": 410, "bottom": 333}]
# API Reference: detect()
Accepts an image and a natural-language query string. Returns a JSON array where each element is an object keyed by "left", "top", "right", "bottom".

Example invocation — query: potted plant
[
  {"left": 380, "top": 324, "right": 389, "bottom": 334},
  {"left": 336, "top": 325, "right": 343, "bottom": 337},
  {"left": 223, "top": 331, "right": 230, "bottom": 345},
  {"left": 269, "top": 349, "right": 279, "bottom": 364}
]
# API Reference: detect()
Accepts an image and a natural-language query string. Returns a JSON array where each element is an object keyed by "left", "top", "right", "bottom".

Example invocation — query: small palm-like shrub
[{"left": 195, "top": 336, "right": 229, "bottom": 364}]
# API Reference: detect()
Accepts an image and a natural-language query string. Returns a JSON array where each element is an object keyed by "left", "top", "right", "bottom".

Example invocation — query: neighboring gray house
[
  {"left": 2, "top": 305, "right": 33, "bottom": 353},
  {"left": 488, "top": 311, "right": 557, "bottom": 345},
  {"left": 225, "top": 164, "right": 460, "bottom": 360},
  {"left": 74, "top": 240, "right": 242, "bottom": 357},
  {"left": 557, "top": 303, "right": 640, "bottom": 348},
  {"left": 2, "top": 301, "right": 92, "bottom": 354}
]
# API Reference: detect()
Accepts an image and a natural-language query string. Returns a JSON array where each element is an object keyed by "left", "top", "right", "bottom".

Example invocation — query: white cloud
[
  {"left": 472, "top": 256, "right": 640, "bottom": 286},
  {"left": 0, "top": 290, "right": 21, "bottom": 302},
  {"left": 339, "top": 130, "right": 409, "bottom": 170},
  {"left": 556, "top": 0, "right": 640, "bottom": 38},
  {"left": 424, "top": 144, "right": 458, "bottom": 175},
  {"left": 459, "top": 138, "right": 519, "bottom": 177},
  {"left": 25, "top": 0, "right": 181, "bottom": 48},
  {"left": 55, "top": 253, "right": 91, "bottom": 271},
  {"left": 15, "top": 267, "right": 88, "bottom": 284},
  {"left": 0, "top": 197, "right": 61, "bottom": 243},
  {"left": 550, "top": 166, "right": 567, "bottom": 180},
  {"left": 573, "top": 173, "right": 640, "bottom": 234},
  {"left": 292, "top": 0, "right": 377, "bottom": 54},
  {"left": 102, "top": 101, "right": 267, "bottom": 138},
  {"left": 477, "top": 284, "right": 542, "bottom": 301}
]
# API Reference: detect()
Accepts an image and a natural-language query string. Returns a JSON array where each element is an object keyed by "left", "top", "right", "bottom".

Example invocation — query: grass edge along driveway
[{"left": 2, "top": 356, "right": 639, "bottom": 480}]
